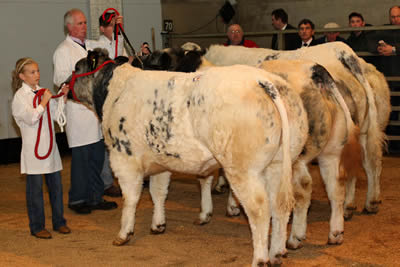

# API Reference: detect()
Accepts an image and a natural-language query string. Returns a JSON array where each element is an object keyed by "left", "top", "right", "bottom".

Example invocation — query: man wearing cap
[{"left": 315, "top": 22, "right": 347, "bottom": 44}]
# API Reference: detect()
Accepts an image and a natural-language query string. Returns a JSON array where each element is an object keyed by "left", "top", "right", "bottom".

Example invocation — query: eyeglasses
[
  {"left": 229, "top": 30, "right": 241, "bottom": 34},
  {"left": 391, "top": 15, "right": 400, "bottom": 19}
]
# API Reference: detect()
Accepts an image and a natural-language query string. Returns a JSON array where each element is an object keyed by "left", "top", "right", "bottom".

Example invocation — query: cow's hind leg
[
  {"left": 149, "top": 172, "right": 171, "bottom": 233},
  {"left": 360, "top": 134, "right": 382, "bottom": 214},
  {"left": 111, "top": 157, "right": 144, "bottom": 246},
  {"left": 318, "top": 154, "right": 345, "bottom": 245},
  {"left": 225, "top": 171, "right": 270, "bottom": 266},
  {"left": 267, "top": 163, "right": 292, "bottom": 265},
  {"left": 287, "top": 160, "right": 312, "bottom": 250}
]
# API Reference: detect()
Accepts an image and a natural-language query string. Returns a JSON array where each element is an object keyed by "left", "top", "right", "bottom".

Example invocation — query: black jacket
[{"left": 271, "top": 24, "right": 300, "bottom": 50}]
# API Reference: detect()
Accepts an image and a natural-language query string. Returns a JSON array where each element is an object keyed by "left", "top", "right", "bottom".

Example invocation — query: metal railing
[{"left": 162, "top": 25, "right": 400, "bottom": 142}]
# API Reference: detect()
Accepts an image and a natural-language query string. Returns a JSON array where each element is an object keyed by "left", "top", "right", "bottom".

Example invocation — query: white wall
[{"left": 0, "top": 0, "right": 162, "bottom": 140}]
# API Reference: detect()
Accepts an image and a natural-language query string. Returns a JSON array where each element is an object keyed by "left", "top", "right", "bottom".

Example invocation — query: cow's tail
[
  {"left": 328, "top": 81, "right": 363, "bottom": 179},
  {"left": 258, "top": 81, "right": 294, "bottom": 213},
  {"left": 339, "top": 52, "right": 384, "bottom": 165}
]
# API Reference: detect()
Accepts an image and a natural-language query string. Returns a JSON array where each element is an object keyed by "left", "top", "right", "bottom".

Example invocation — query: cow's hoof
[
  {"left": 344, "top": 209, "right": 354, "bottom": 221},
  {"left": 113, "top": 233, "right": 132, "bottom": 246},
  {"left": 150, "top": 224, "right": 166, "bottom": 234},
  {"left": 286, "top": 236, "right": 303, "bottom": 250},
  {"left": 327, "top": 231, "right": 344, "bottom": 245},
  {"left": 226, "top": 206, "right": 240, "bottom": 217},
  {"left": 270, "top": 256, "right": 282, "bottom": 266},
  {"left": 362, "top": 204, "right": 379, "bottom": 214},
  {"left": 255, "top": 260, "right": 271, "bottom": 267},
  {"left": 212, "top": 186, "right": 227, "bottom": 195},
  {"left": 194, "top": 213, "right": 212, "bottom": 225}
]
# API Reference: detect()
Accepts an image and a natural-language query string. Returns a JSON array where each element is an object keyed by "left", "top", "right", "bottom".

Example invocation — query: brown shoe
[
  {"left": 56, "top": 225, "right": 71, "bottom": 234},
  {"left": 33, "top": 229, "right": 52, "bottom": 239}
]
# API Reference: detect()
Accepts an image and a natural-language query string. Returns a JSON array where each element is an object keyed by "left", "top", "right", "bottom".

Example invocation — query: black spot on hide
[
  {"left": 338, "top": 51, "right": 362, "bottom": 76},
  {"left": 165, "top": 152, "right": 181, "bottom": 158},
  {"left": 258, "top": 81, "right": 277, "bottom": 100},
  {"left": 168, "top": 78, "right": 175, "bottom": 89},
  {"left": 108, "top": 127, "right": 133, "bottom": 156},
  {"left": 174, "top": 50, "right": 204, "bottom": 73},
  {"left": 264, "top": 54, "right": 279, "bottom": 61},
  {"left": 310, "top": 64, "right": 335, "bottom": 92}
]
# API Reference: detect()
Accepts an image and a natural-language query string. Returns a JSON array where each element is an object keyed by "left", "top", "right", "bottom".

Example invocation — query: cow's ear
[{"left": 87, "top": 50, "right": 99, "bottom": 71}]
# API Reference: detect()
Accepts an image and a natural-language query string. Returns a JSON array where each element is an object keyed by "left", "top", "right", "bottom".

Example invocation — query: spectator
[
  {"left": 224, "top": 24, "right": 259, "bottom": 48},
  {"left": 347, "top": 12, "right": 370, "bottom": 51},
  {"left": 368, "top": 5, "right": 400, "bottom": 76},
  {"left": 271, "top": 8, "right": 299, "bottom": 50},
  {"left": 11, "top": 57, "right": 71, "bottom": 238},
  {"left": 315, "top": 22, "right": 347, "bottom": 44},
  {"left": 53, "top": 8, "right": 118, "bottom": 214},
  {"left": 138, "top": 42, "right": 152, "bottom": 56},
  {"left": 295, "top": 19, "right": 319, "bottom": 48}
]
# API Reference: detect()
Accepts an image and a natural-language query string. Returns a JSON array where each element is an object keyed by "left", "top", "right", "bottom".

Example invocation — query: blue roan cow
[{"left": 68, "top": 49, "right": 308, "bottom": 266}]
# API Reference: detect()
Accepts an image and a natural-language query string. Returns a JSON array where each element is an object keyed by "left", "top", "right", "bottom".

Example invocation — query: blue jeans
[
  {"left": 26, "top": 172, "right": 66, "bottom": 234},
  {"left": 69, "top": 140, "right": 105, "bottom": 206},
  {"left": 101, "top": 147, "right": 114, "bottom": 190}
]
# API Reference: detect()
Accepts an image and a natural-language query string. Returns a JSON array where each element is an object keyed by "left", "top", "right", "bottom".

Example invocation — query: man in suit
[
  {"left": 271, "top": 8, "right": 299, "bottom": 50},
  {"left": 295, "top": 19, "right": 319, "bottom": 48}
]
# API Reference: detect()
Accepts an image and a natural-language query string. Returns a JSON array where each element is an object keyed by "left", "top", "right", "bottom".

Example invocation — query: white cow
[
  {"left": 69, "top": 49, "right": 308, "bottom": 266},
  {"left": 204, "top": 42, "right": 391, "bottom": 216}
]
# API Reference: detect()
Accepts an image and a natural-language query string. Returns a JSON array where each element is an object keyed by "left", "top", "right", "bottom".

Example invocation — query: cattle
[
  {"left": 68, "top": 49, "right": 308, "bottom": 266},
  {"left": 135, "top": 47, "right": 365, "bottom": 248},
  {"left": 202, "top": 42, "right": 391, "bottom": 217}
]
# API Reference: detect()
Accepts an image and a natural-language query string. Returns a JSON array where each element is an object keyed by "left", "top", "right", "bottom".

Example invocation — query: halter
[{"left": 68, "top": 59, "right": 115, "bottom": 102}]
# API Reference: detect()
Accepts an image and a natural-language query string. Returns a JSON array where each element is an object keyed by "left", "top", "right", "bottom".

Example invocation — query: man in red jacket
[{"left": 224, "top": 24, "right": 259, "bottom": 48}]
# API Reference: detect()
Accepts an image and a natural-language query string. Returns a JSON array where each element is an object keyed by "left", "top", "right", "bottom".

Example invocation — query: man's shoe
[
  {"left": 32, "top": 229, "right": 52, "bottom": 239},
  {"left": 104, "top": 185, "right": 122, "bottom": 197},
  {"left": 68, "top": 203, "right": 92, "bottom": 214},
  {"left": 56, "top": 225, "right": 71, "bottom": 234},
  {"left": 90, "top": 200, "right": 118, "bottom": 210}
]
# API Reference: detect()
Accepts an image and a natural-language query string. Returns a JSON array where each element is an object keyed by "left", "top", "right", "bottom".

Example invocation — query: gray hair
[{"left": 64, "top": 8, "right": 83, "bottom": 35}]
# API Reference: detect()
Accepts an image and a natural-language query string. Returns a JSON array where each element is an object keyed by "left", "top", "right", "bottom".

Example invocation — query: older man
[
  {"left": 53, "top": 8, "right": 117, "bottom": 214},
  {"left": 224, "top": 24, "right": 259, "bottom": 48},
  {"left": 315, "top": 22, "right": 347, "bottom": 44}
]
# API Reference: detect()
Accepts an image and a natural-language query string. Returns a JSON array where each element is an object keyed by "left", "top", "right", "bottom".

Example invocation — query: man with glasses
[{"left": 224, "top": 24, "right": 259, "bottom": 48}]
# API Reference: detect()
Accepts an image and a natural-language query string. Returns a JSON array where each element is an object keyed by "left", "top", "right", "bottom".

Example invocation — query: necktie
[{"left": 302, "top": 43, "right": 308, "bottom": 47}]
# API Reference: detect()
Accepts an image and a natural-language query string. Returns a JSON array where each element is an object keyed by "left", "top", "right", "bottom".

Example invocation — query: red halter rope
[
  {"left": 68, "top": 59, "right": 115, "bottom": 102},
  {"left": 32, "top": 89, "right": 64, "bottom": 160},
  {"left": 32, "top": 59, "right": 114, "bottom": 160},
  {"left": 102, "top": 8, "right": 122, "bottom": 59}
]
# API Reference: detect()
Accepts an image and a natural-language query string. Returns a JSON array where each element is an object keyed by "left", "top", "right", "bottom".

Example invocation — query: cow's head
[
  {"left": 137, "top": 47, "right": 206, "bottom": 73},
  {"left": 67, "top": 48, "right": 117, "bottom": 120}
]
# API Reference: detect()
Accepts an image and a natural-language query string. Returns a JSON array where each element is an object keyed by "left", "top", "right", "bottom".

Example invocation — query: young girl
[{"left": 11, "top": 57, "right": 70, "bottom": 239}]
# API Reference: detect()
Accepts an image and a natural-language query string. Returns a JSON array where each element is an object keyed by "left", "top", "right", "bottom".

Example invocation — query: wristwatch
[{"left": 392, "top": 46, "right": 396, "bottom": 55}]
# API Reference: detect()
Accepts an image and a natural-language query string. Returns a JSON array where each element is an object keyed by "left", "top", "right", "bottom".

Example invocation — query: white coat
[
  {"left": 88, "top": 35, "right": 128, "bottom": 59},
  {"left": 53, "top": 35, "right": 102, "bottom": 148},
  {"left": 12, "top": 83, "right": 62, "bottom": 174}
]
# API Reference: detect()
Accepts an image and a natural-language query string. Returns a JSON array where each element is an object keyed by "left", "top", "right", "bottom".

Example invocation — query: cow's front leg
[
  {"left": 149, "top": 172, "right": 171, "bottom": 234},
  {"left": 226, "top": 189, "right": 240, "bottom": 217},
  {"left": 111, "top": 158, "right": 144, "bottom": 246},
  {"left": 344, "top": 175, "right": 357, "bottom": 220},
  {"left": 195, "top": 175, "right": 213, "bottom": 225},
  {"left": 287, "top": 160, "right": 312, "bottom": 250}
]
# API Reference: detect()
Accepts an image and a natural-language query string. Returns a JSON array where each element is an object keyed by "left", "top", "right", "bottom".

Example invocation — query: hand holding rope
[{"left": 32, "top": 86, "right": 68, "bottom": 160}]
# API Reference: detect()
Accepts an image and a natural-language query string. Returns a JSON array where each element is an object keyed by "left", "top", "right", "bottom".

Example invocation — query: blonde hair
[{"left": 11, "top": 57, "right": 37, "bottom": 91}]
